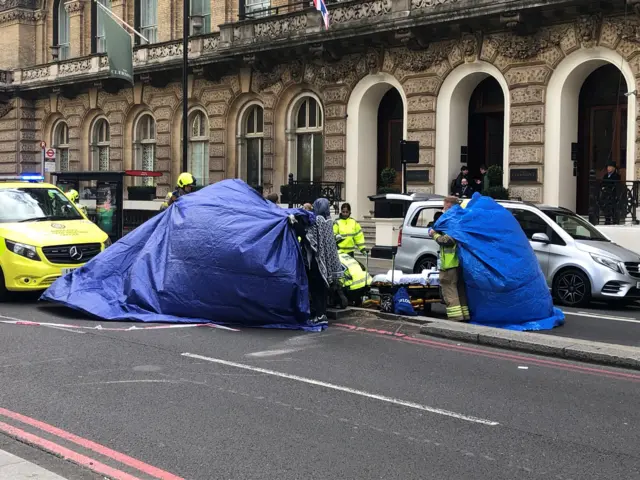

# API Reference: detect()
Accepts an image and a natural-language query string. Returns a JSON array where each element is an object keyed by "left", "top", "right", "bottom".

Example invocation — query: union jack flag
[{"left": 313, "top": 0, "right": 330, "bottom": 29}]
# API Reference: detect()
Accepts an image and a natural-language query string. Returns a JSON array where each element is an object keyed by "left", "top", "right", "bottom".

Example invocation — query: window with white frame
[
  {"left": 295, "top": 97, "right": 323, "bottom": 183},
  {"left": 96, "top": 0, "right": 112, "bottom": 53},
  {"left": 52, "top": 121, "right": 70, "bottom": 172},
  {"left": 90, "top": 118, "right": 110, "bottom": 171},
  {"left": 244, "top": 0, "right": 270, "bottom": 18},
  {"left": 57, "top": 0, "right": 70, "bottom": 60},
  {"left": 139, "top": 0, "right": 157, "bottom": 44},
  {"left": 242, "top": 105, "right": 264, "bottom": 188},
  {"left": 134, "top": 114, "right": 156, "bottom": 186},
  {"left": 187, "top": 110, "right": 209, "bottom": 186},
  {"left": 190, "top": 0, "right": 211, "bottom": 33}
]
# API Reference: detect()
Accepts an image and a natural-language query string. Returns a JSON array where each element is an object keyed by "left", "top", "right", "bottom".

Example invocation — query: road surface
[{"left": 0, "top": 302, "right": 639, "bottom": 479}]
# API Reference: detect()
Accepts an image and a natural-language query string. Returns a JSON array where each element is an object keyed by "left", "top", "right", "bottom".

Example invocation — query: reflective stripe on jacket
[
  {"left": 333, "top": 217, "right": 365, "bottom": 254},
  {"left": 160, "top": 191, "right": 177, "bottom": 211},
  {"left": 432, "top": 232, "right": 459, "bottom": 271},
  {"left": 339, "top": 253, "right": 370, "bottom": 290}
]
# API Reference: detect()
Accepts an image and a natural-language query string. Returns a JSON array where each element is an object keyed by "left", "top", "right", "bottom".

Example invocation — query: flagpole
[
  {"left": 182, "top": 0, "right": 189, "bottom": 174},
  {"left": 94, "top": 0, "right": 149, "bottom": 44}
]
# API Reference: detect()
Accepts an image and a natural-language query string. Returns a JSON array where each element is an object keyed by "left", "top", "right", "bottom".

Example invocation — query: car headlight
[
  {"left": 590, "top": 253, "right": 623, "bottom": 273},
  {"left": 5, "top": 239, "right": 41, "bottom": 261},
  {"left": 103, "top": 237, "right": 112, "bottom": 249}
]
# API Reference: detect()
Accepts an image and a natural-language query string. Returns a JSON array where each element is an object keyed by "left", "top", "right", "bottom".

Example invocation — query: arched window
[
  {"left": 53, "top": 0, "right": 71, "bottom": 60},
  {"left": 90, "top": 118, "right": 110, "bottom": 171},
  {"left": 92, "top": 0, "right": 112, "bottom": 53},
  {"left": 240, "top": 104, "right": 264, "bottom": 188},
  {"left": 135, "top": 0, "right": 158, "bottom": 44},
  {"left": 190, "top": 0, "right": 211, "bottom": 33},
  {"left": 52, "top": 121, "right": 70, "bottom": 171},
  {"left": 294, "top": 96, "right": 323, "bottom": 183},
  {"left": 134, "top": 113, "right": 156, "bottom": 185},
  {"left": 187, "top": 110, "right": 209, "bottom": 186}
]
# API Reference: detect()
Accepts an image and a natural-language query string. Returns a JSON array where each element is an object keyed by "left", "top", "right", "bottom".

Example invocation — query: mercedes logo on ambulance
[
  {"left": 69, "top": 246, "right": 83, "bottom": 261},
  {"left": 51, "top": 223, "right": 65, "bottom": 229}
]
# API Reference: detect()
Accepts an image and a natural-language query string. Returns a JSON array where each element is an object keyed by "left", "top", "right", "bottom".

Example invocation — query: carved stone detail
[
  {"left": 64, "top": 0, "right": 84, "bottom": 14},
  {"left": 460, "top": 32, "right": 480, "bottom": 57},
  {"left": 411, "top": 0, "right": 459, "bottom": 10},
  {"left": 254, "top": 64, "right": 285, "bottom": 91},
  {"left": 510, "top": 86, "right": 544, "bottom": 105},
  {"left": 575, "top": 14, "right": 602, "bottom": 46},
  {"left": 22, "top": 66, "right": 49, "bottom": 81},
  {"left": 253, "top": 14, "right": 307, "bottom": 39},
  {"left": 495, "top": 29, "right": 563, "bottom": 60},
  {"left": 203, "top": 34, "right": 220, "bottom": 52},
  {"left": 509, "top": 186, "right": 542, "bottom": 202},
  {"left": 509, "top": 145, "right": 543, "bottom": 164},
  {"left": 59, "top": 58, "right": 92, "bottom": 76},
  {"left": 511, "top": 105, "right": 544, "bottom": 125},
  {"left": 331, "top": 0, "right": 392, "bottom": 24},
  {"left": 396, "top": 44, "right": 450, "bottom": 72},
  {"left": 0, "top": 100, "right": 14, "bottom": 119},
  {"left": 0, "top": 8, "right": 35, "bottom": 24},
  {"left": 148, "top": 42, "right": 182, "bottom": 60},
  {"left": 318, "top": 54, "right": 360, "bottom": 83}
]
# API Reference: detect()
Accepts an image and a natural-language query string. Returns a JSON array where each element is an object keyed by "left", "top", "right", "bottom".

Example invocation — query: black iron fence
[
  {"left": 280, "top": 173, "right": 344, "bottom": 214},
  {"left": 588, "top": 178, "right": 640, "bottom": 225}
]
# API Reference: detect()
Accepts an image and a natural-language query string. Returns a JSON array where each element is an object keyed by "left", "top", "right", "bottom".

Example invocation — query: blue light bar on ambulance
[{"left": 20, "top": 174, "right": 44, "bottom": 182}]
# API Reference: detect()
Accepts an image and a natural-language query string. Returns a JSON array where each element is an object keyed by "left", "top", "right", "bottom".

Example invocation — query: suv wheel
[
  {"left": 414, "top": 255, "right": 437, "bottom": 273},
  {"left": 553, "top": 269, "right": 591, "bottom": 307}
]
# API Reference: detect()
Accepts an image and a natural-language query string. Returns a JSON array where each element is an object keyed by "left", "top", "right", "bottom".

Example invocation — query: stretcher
[{"left": 367, "top": 267, "right": 442, "bottom": 315}]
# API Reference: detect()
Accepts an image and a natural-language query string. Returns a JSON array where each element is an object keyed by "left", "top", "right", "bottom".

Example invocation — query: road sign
[
  {"left": 39, "top": 141, "right": 46, "bottom": 149},
  {"left": 44, "top": 162, "right": 56, "bottom": 172},
  {"left": 45, "top": 148, "right": 56, "bottom": 160}
]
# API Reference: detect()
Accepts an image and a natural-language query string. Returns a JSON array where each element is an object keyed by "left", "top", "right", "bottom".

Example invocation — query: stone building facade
[{"left": 0, "top": 0, "right": 639, "bottom": 219}]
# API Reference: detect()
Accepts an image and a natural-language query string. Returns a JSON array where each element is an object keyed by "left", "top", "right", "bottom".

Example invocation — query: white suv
[{"left": 394, "top": 199, "right": 640, "bottom": 307}]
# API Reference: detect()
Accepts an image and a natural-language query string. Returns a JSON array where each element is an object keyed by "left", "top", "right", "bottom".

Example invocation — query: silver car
[{"left": 395, "top": 199, "right": 640, "bottom": 307}]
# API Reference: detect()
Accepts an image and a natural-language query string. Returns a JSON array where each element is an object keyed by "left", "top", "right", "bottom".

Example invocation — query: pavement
[
  {"left": 0, "top": 449, "right": 67, "bottom": 479},
  {"left": 1, "top": 300, "right": 640, "bottom": 479}
]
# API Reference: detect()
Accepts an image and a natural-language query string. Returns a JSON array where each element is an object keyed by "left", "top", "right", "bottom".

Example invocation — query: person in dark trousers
[
  {"left": 602, "top": 160, "right": 621, "bottom": 225},
  {"left": 479, "top": 165, "right": 490, "bottom": 194},
  {"left": 428, "top": 196, "right": 470, "bottom": 322},
  {"left": 300, "top": 198, "right": 343, "bottom": 325}
]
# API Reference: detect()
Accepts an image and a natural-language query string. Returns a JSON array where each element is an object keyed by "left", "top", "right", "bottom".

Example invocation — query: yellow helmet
[
  {"left": 176, "top": 172, "right": 196, "bottom": 189},
  {"left": 65, "top": 189, "right": 79, "bottom": 203}
]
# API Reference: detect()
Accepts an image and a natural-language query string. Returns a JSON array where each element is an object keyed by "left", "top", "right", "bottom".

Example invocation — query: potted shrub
[
  {"left": 485, "top": 165, "right": 510, "bottom": 200},
  {"left": 127, "top": 186, "right": 156, "bottom": 201}
]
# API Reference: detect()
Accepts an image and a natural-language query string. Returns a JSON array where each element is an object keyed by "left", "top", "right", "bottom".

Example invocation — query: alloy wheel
[{"left": 556, "top": 273, "right": 587, "bottom": 306}]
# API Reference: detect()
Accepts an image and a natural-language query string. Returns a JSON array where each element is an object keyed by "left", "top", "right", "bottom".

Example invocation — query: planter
[{"left": 127, "top": 187, "right": 156, "bottom": 201}]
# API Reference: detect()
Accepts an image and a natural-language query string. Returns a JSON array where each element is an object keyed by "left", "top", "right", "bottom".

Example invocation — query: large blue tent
[{"left": 41, "top": 180, "right": 322, "bottom": 331}]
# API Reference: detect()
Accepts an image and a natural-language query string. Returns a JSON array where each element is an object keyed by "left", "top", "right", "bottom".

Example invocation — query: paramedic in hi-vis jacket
[
  {"left": 333, "top": 203, "right": 366, "bottom": 257},
  {"left": 427, "top": 196, "right": 470, "bottom": 322}
]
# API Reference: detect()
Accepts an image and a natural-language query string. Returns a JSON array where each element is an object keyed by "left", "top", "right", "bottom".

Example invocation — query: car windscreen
[
  {"left": 541, "top": 209, "right": 609, "bottom": 241},
  {"left": 0, "top": 187, "right": 83, "bottom": 223}
]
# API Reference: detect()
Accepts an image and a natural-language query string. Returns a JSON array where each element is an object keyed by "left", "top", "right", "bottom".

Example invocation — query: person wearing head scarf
[{"left": 300, "top": 198, "right": 343, "bottom": 325}]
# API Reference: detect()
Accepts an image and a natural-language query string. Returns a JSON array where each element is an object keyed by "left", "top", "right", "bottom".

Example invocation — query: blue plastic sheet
[
  {"left": 41, "top": 180, "right": 324, "bottom": 331},
  {"left": 434, "top": 193, "right": 564, "bottom": 331}
]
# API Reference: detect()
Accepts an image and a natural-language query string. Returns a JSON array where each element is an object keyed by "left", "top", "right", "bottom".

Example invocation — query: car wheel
[
  {"left": 0, "top": 268, "right": 8, "bottom": 302},
  {"left": 414, "top": 255, "right": 437, "bottom": 273},
  {"left": 553, "top": 269, "right": 591, "bottom": 307}
]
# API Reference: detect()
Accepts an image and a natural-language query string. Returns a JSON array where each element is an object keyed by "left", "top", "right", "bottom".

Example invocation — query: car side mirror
[{"left": 531, "top": 232, "right": 550, "bottom": 244}]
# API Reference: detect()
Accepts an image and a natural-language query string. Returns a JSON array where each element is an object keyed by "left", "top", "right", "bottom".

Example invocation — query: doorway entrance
[
  {"left": 377, "top": 88, "right": 404, "bottom": 192},
  {"left": 576, "top": 64, "right": 628, "bottom": 215},
  {"left": 467, "top": 77, "right": 504, "bottom": 182}
]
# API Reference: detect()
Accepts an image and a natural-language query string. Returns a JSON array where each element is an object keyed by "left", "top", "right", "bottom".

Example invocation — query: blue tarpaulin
[
  {"left": 41, "top": 180, "right": 323, "bottom": 331},
  {"left": 434, "top": 193, "right": 564, "bottom": 331}
]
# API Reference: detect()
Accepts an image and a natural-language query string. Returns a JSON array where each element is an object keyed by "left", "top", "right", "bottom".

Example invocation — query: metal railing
[
  {"left": 280, "top": 173, "right": 344, "bottom": 214},
  {"left": 588, "top": 178, "right": 640, "bottom": 225}
]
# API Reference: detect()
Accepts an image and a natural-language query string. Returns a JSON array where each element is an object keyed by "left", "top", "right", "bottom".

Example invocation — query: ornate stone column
[{"left": 65, "top": 0, "right": 85, "bottom": 58}]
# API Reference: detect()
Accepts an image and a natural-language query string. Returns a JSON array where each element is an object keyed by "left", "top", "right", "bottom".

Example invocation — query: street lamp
[{"left": 182, "top": 4, "right": 204, "bottom": 175}]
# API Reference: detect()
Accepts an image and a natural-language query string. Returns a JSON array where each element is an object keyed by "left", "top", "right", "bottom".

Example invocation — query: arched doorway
[
  {"left": 543, "top": 47, "right": 636, "bottom": 212},
  {"left": 346, "top": 73, "right": 408, "bottom": 220},
  {"left": 576, "top": 64, "right": 628, "bottom": 214},
  {"left": 435, "top": 62, "right": 510, "bottom": 196},
  {"left": 467, "top": 77, "right": 504, "bottom": 177},
  {"left": 377, "top": 88, "right": 404, "bottom": 192}
]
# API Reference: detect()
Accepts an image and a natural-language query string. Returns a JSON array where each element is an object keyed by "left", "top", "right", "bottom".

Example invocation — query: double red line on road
[{"left": 0, "top": 407, "right": 183, "bottom": 480}]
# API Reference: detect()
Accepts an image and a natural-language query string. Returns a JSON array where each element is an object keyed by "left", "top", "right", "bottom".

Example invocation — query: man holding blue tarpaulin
[{"left": 428, "top": 196, "right": 470, "bottom": 322}]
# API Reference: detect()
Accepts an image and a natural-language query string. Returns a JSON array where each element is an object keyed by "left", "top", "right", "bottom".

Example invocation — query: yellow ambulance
[{"left": 0, "top": 175, "right": 110, "bottom": 300}]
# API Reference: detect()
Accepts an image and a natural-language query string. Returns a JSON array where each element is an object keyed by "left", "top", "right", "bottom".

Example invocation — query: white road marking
[
  {"left": 246, "top": 348, "right": 305, "bottom": 357},
  {"left": 181, "top": 352, "right": 499, "bottom": 426},
  {"left": 564, "top": 311, "right": 640, "bottom": 324}
]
